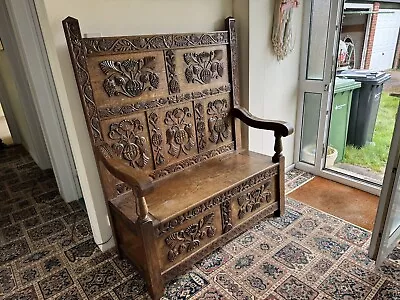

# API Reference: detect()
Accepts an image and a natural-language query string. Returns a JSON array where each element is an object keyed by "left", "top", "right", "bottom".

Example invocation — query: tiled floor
[{"left": 0, "top": 147, "right": 399, "bottom": 299}]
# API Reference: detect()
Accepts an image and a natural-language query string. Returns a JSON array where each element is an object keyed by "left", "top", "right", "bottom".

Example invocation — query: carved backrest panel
[{"left": 63, "top": 17, "right": 240, "bottom": 183}]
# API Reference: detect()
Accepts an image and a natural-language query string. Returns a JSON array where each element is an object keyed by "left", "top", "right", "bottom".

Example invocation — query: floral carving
[
  {"left": 238, "top": 182, "right": 272, "bottom": 219},
  {"left": 99, "top": 57, "right": 159, "bottom": 98},
  {"left": 165, "top": 213, "right": 216, "bottom": 262},
  {"left": 194, "top": 103, "right": 206, "bottom": 151},
  {"left": 184, "top": 50, "right": 224, "bottom": 84},
  {"left": 164, "top": 107, "right": 195, "bottom": 158},
  {"left": 165, "top": 50, "right": 180, "bottom": 94},
  {"left": 84, "top": 32, "right": 229, "bottom": 54},
  {"left": 148, "top": 112, "right": 165, "bottom": 166},
  {"left": 207, "top": 99, "right": 230, "bottom": 144},
  {"left": 108, "top": 119, "right": 149, "bottom": 168},
  {"left": 97, "top": 84, "right": 231, "bottom": 118},
  {"left": 221, "top": 201, "right": 233, "bottom": 233}
]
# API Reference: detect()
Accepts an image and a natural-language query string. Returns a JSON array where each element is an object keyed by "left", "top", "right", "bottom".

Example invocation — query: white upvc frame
[
  {"left": 294, "top": 0, "right": 382, "bottom": 195},
  {"left": 369, "top": 104, "right": 400, "bottom": 265},
  {"left": 344, "top": 3, "right": 374, "bottom": 69},
  {"left": 3, "top": 0, "right": 82, "bottom": 202}
]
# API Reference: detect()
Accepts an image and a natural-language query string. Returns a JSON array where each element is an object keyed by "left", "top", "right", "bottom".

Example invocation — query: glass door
[
  {"left": 295, "top": 0, "right": 382, "bottom": 195},
  {"left": 295, "top": 0, "right": 344, "bottom": 171},
  {"left": 369, "top": 103, "right": 400, "bottom": 266}
]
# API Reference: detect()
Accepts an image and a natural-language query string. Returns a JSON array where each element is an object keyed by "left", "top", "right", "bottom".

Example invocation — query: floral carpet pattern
[{"left": 0, "top": 146, "right": 399, "bottom": 299}]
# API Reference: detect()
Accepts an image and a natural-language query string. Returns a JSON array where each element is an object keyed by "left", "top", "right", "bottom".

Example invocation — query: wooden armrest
[
  {"left": 233, "top": 107, "right": 294, "bottom": 137},
  {"left": 96, "top": 147, "right": 154, "bottom": 197}
]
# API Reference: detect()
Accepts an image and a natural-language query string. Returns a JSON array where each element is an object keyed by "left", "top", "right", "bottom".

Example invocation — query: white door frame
[
  {"left": 294, "top": 0, "right": 381, "bottom": 196},
  {"left": 3, "top": 0, "right": 82, "bottom": 202}
]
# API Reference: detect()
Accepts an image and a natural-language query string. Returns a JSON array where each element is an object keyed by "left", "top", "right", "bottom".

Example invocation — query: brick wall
[
  {"left": 393, "top": 31, "right": 400, "bottom": 69},
  {"left": 364, "top": 2, "right": 380, "bottom": 69}
]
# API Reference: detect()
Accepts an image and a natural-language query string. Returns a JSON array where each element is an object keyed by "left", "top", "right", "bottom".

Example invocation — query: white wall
[
  {"left": 36, "top": 0, "right": 233, "bottom": 250},
  {"left": 248, "top": 0, "right": 303, "bottom": 166}
]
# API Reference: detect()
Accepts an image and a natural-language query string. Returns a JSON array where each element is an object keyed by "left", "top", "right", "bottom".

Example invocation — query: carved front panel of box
[
  {"left": 147, "top": 103, "right": 198, "bottom": 168},
  {"left": 157, "top": 206, "right": 222, "bottom": 271},
  {"left": 100, "top": 112, "right": 154, "bottom": 172},
  {"left": 86, "top": 51, "right": 168, "bottom": 108},
  {"left": 231, "top": 175, "right": 278, "bottom": 226}
]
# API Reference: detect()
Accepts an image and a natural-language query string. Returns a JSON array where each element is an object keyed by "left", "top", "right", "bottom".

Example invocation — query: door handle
[{"left": 324, "top": 84, "right": 330, "bottom": 91}]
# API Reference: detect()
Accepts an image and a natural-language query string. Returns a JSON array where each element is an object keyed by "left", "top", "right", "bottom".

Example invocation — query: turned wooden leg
[
  {"left": 274, "top": 155, "right": 286, "bottom": 217},
  {"left": 137, "top": 219, "right": 164, "bottom": 300}
]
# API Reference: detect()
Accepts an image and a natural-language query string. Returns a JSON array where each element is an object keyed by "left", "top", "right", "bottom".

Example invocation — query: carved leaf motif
[
  {"left": 99, "top": 60, "right": 119, "bottom": 74},
  {"left": 237, "top": 182, "right": 272, "bottom": 219},
  {"left": 165, "top": 213, "right": 216, "bottom": 262},
  {"left": 99, "top": 57, "right": 159, "bottom": 98},
  {"left": 108, "top": 118, "right": 149, "bottom": 169},
  {"left": 207, "top": 99, "right": 230, "bottom": 144},
  {"left": 164, "top": 107, "right": 195, "bottom": 158},
  {"left": 184, "top": 50, "right": 225, "bottom": 85}
]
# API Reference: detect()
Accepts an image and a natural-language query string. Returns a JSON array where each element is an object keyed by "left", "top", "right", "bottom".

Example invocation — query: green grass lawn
[{"left": 342, "top": 93, "right": 399, "bottom": 173}]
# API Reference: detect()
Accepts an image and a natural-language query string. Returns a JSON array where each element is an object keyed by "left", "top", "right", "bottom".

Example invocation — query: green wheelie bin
[{"left": 328, "top": 78, "right": 361, "bottom": 163}]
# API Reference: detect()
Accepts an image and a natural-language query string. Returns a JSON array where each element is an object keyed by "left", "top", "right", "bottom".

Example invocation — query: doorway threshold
[{"left": 288, "top": 175, "right": 379, "bottom": 231}]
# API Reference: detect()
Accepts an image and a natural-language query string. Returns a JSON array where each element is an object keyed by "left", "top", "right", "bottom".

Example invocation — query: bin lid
[
  {"left": 334, "top": 78, "right": 361, "bottom": 93},
  {"left": 336, "top": 69, "right": 391, "bottom": 84}
]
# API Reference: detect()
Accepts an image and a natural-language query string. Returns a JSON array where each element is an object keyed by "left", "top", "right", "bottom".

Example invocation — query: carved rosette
[
  {"left": 165, "top": 50, "right": 180, "bottom": 94},
  {"left": 207, "top": 99, "right": 230, "bottom": 144},
  {"left": 99, "top": 57, "right": 159, "bottom": 98},
  {"left": 237, "top": 182, "right": 272, "bottom": 219},
  {"left": 164, "top": 107, "right": 195, "bottom": 158},
  {"left": 194, "top": 103, "right": 206, "bottom": 151},
  {"left": 220, "top": 201, "right": 233, "bottom": 233},
  {"left": 165, "top": 213, "right": 216, "bottom": 262},
  {"left": 148, "top": 112, "right": 165, "bottom": 167},
  {"left": 184, "top": 50, "right": 224, "bottom": 85},
  {"left": 108, "top": 119, "right": 149, "bottom": 168}
]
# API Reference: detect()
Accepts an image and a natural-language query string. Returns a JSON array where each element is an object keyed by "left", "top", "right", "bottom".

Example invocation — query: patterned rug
[{"left": 0, "top": 146, "right": 399, "bottom": 300}]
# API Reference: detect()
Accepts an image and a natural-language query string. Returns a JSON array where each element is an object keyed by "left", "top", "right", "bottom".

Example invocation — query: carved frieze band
[
  {"left": 156, "top": 164, "right": 278, "bottom": 236},
  {"left": 108, "top": 119, "right": 149, "bottom": 168},
  {"left": 84, "top": 32, "right": 229, "bottom": 55},
  {"left": 100, "top": 57, "right": 159, "bottom": 98},
  {"left": 237, "top": 181, "right": 272, "bottom": 219},
  {"left": 165, "top": 50, "right": 180, "bottom": 94},
  {"left": 207, "top": 99, "right": 230, "bottom": 144},
  {"left": 148, "top": 112, "right": 165, "bottom": 167},
  {"left": 63, "top": 18, "right": 103, "bottom": 143},
  {"left": 194, "top": 103, "right": 206, "bottom": 151},
  {"left": 184, "top": 50, "right": 224, "bottom": 85},
  {"left": 150, "top": 142, "right": 235, "bottom": 181},
  {"left": 220, "top": 201, "right": 233, "bottom": 234},
  {"left": 98, "top": 84, "right": 231, "bottom": 119},
  {"left": 165, "top": 213, "right": 216, "bottom": 262},
  {"left": 165, "top": 107, "right": 195, "bottom": 158}
]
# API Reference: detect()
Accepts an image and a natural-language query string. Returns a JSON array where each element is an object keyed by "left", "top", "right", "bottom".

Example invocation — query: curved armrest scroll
[
  {"left": 96, "top": 146, "right": 154, "bottom": 197},
  {"left": 232, "top": 107, "right": 294, "bottom": 137}
]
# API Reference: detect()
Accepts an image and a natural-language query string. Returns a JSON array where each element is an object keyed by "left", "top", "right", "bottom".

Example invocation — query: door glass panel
[
  {"left": 389, "top": 180, "right": 400, "bottom": 236},
  {"left": 300, "top": 93, "right": 322, "bottom": 165},
  {"left": 306, "top": 0, "right": 331, "bottom": 80}
]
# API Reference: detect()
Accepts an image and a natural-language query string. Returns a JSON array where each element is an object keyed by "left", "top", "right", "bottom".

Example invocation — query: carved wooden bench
[{"left": 63, "top": 17, "right": 293, "bottom": 299}]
